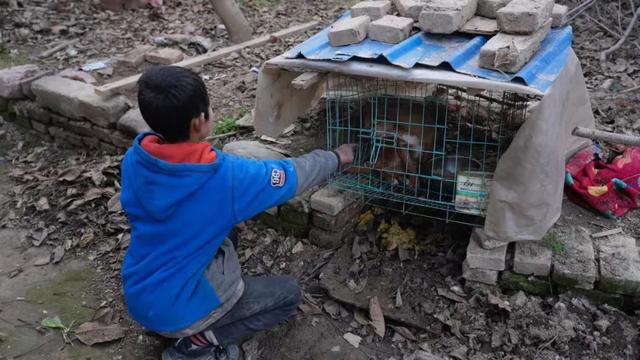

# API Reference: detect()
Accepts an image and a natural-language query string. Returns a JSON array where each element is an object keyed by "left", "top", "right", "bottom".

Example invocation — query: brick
[
  {"left": 48, "top": 126, "right": 84, "bottom": 147},
  {"left": 351, "top": 1, "right": 391, "bottom": 20},
  {"left": 551, "top": 4, "right": 568, "bottom": 27},
  {"left": 551, "top": 227, "right": 597, "bottom": 290},
  {"left": 11, "top": 101, "right": 50, "bottom": 124},
  {"left": 497, "top": 0, "right": 554, "bottom": 34},
  {"left": 145, "top": 48, "right": 185, "bottom": 65},
  {"left": 462, "top": 259, "right": 498, "bottom": 285},
  {"left": 460, "top": 16, "right": 499, "bottom": 35},
  {"left": 66, "top": 120, "right": 95, "bottom": 137},
  {"left": 393, "top": 0, "right": 424, "bottom": 20},
  {"left": 87, "top": 124, "right": 114, "bottom": 140},
  {"left": 117, "top": 108, "right": 150, "bottom": 136},
  {"left": 368, "top": 15, "right": 414, "bottom": 44},
  {"left": 328, "top": 16, "right": 371, "bottom": 47},
  {"left": 466, "top": 230, "right": 507, "bottom": 271},
  {"left": 313, "top": 201, "right": 363, "bottom": 231},
  {"left": 116, "top": 45, "right": 155, "bottom": 68},
  {"left": 32, "top": 76, "right": 129, "bottom": 128},
  {"left": 49, "top": 113, "right": 69, "bottom": 127},
  {"left": 418, "top": 0, "right": 478, "bottom": 34},
  {"left": 596, "top": 234, "right": 640, "bottom": 296},
  {"left": 513, "top": 241, "right": 552, "bottom": 276},
  {"left": 31, "top": 120, "right": 48, "bottom": 134},
  {"left": 310, "top": 186, "right": 357, "bottom": 216},
  {"left": 0, "top": 64, "right": 40, "bottom": 99},
  {"left": 479, "top": 20, "right": 550, "bottom": 73},
  {"left": 309, "top": 226, "right": 350, "bottom": 249},
  {"left": 57, "top": 69, "right": 97, "bottom": 85},
  {"left": 476, "top": 0, "right": 512, "bottom": 19}
]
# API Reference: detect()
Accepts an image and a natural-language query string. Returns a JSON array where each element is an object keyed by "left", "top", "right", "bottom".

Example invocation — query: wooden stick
[
  {"left": 572, "top": 126, "right": 640, "bottom": 146},
  {"left": 94, "top": 21, "right": 318, "bottom": 96},
  {"left": 600, "top": 8, "right": 640, "bottom": 60},
  {"left": 591, "top": 228, "right": 622, "bottom": 238},
  {"left": 40, "top": 39, "right": 79, "bottom": 58}
]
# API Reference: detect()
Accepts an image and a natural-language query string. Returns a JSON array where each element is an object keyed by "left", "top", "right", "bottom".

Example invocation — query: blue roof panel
[{"left": 284, "top": 12, "right": 573, "bottom": 93}]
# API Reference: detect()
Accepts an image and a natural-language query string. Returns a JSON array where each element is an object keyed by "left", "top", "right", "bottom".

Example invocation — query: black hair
[{"left": 137, "top": 66, "right": 210, "bottom": 143}]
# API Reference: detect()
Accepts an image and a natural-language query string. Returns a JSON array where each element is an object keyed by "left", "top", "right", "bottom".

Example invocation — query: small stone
[
  {"left": 593, "top": 319, "right": 611, "bottom": 333},
  {"left": 513, "top": 241, "right": 552, "bottom": 276},
  {"left": 32, "top": 76, "right": 129, "bottom": 128},
  {"left": 466, "top": 230, "right": 507, "bottom": 271},
  {"left": 116, "top": 45, "right": 155, "bottom": 68},
  {"left": 117, "top": 108, "right": 150, "bottom": 136},
  {"left": 551, "top": 4, "right": 568, "bottom": 27},
  {"left": 497, "top": 0, "right": 554, "bottom": 34},
  {"left": 328, "top": 16, "right": 371, "bottom": 47},
  {"left": 462, "top": 259, "right": 498, "bottom": 285},
  {"left": 479, "top": 20, "right": 551, "bottom": 73},
  {"left": 552, "top": 227, "right": 597, "bottom": 290},
  {"left": 351, "top": 1, "right": 392, "bottom": 20},
  {"left": 368, "top": 15, "right": 414, "bottom": 44},
  {"left": 0, "top": 64, "right": 41, "bottom": 99},
  {"left": 476, "top": 0, "right": 512, "bottom": 19},
  {"left": 419, "top": 0, "right": 478, "bottom": 34},
  {"left": 310, "top": 186, "right": 357, "bottom": 216},
  {"left": 393, "top": 0, "right": 425, "bottom": 20},
  {"left": 145, "top": 48, "right": 185, "bottom": 65},
  {"left": 57, "top": 69, "right": 97, "bottom": 85},
  {"left": 596, "top": 234, "right": 640, "bottom": 296}
]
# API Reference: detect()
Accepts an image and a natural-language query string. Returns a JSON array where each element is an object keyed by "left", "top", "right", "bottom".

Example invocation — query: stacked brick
[
  {"left": 463, "top": 225, "right": 640, "bottom": 310},
  {"left": 0, "top": 66, "right": 152, "bottom": 153}
]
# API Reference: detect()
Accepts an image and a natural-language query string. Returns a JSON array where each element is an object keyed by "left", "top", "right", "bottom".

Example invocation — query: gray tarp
[{"left": 253, "top": 50, "right": 595, "bottom": 247}]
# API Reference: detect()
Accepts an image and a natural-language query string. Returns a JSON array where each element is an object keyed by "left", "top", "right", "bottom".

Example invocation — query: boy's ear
[{"left": 190, "top": 112, "right": 206, "bottom": 134}]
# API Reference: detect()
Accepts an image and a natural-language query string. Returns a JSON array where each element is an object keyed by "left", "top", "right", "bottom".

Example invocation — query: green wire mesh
[{"left": 326, "top": 75, "right": 529, "bottom": 226}]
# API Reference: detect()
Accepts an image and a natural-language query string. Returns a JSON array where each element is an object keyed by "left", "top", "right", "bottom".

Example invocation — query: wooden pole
[
  {"left": 211, "top": 0, "right": 253, "bottom": 43},
  {"left": 572, "top": 126, "right": 640, "bottom": 146},
  {"left": 94, "top": 21, "right": 318, "bottom": 96}
]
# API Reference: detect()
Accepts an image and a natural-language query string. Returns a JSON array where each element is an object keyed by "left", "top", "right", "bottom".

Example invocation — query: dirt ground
[{"left": 1, "top": 0, "right": 640, "bottom": 359}]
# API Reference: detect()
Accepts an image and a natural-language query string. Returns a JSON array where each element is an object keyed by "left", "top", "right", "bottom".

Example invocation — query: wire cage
[{"left": 325, "top": 75, "right": 530, "bottom": 226}]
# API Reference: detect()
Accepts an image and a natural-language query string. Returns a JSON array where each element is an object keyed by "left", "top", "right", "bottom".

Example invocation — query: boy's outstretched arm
[{"left": 228, "top": 144, "right": 355, "bottom": 224}]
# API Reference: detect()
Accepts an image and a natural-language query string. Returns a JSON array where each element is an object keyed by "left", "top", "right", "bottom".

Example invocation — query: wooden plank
[
  {"left": 291, "top": 72, "right": 322, "bottom": 90},
  {"left": 94, "top": 21, "right": 318, "bottom": 96},
  {"left": 572, "top": 126, "right": 640, "bottom": 146}
]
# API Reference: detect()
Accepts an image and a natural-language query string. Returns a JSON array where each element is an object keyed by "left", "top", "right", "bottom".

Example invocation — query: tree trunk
[{"left": 211, "top": 0, "right": 253, "bottom": 43}]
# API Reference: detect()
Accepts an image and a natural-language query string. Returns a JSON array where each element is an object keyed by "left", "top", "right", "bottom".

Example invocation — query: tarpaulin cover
[{"left": 285, "top": 12, "right": 573, "bottom": 93}]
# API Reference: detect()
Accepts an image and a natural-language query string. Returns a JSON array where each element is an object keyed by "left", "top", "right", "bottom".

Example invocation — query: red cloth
[
  {"left": 140, "top": 135, "right": 217, "bottom": 164},
  {"left": 565, "top": 146, "right": 640, "bottom": 219}
]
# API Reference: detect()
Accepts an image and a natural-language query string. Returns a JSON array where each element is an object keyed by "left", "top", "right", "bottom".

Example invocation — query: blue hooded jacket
[{"left": 120, "top": 133, "right": 298, "bottom": 333}]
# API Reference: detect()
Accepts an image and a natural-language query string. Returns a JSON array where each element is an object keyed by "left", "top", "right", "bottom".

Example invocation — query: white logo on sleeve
[{"left": 271, "top": 168, "right": 286, "bottom": 187}]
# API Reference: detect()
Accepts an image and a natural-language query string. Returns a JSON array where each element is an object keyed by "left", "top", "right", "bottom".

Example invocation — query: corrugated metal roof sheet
[{"left": 284, "top": 12, "right": 573, "bottom": 93}]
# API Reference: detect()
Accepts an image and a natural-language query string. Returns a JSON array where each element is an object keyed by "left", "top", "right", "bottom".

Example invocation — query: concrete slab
[
  {"left": 551, "top": 227, "right": 597, "bottom": 290},
  {"left": 476, "top": 0, "right": 512, "bottom": 19},
  {"left": 351, "top": 0, "right": 392, "bottom": 20},
  {"left": 479, "top": 20, "right": 551, "bottom": 73},
  {"left": 328, "top": 16, "right": 372, "bottom": 47},
  {"left": 596, "top": 234, "right": 640, "bottom": 296},
  {"left": 419, "top": 0, "right": 478, "bottom": 34},
  {"left": 466, "top": 230, "right": 507, "bottom": 271},
  {"left": 368, "top": 15, "right": 414, "bottom": 44},
  {"left": 513, "top": 241, "right": 552, "bottom": 276},
  {"left": 496, "top": 0, "right": 554, "bottom": 34}
]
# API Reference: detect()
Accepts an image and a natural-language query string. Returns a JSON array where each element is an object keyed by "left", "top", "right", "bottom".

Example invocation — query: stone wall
[{"left": 1, "top": 66, "right": 149, "bottom": 153}]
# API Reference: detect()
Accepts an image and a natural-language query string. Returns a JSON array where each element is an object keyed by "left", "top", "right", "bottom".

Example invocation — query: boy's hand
[{"left": 333, "top": 144, "right": 356, "bottom": 166}]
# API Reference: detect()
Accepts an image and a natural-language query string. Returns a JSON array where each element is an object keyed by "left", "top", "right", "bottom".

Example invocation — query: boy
[{"left": 120, "top": 65, "right": 355, "bottom": 360}]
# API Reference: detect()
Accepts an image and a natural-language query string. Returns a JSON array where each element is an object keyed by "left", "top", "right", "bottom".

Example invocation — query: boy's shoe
[{"left": 162, "top": 343, "right": 240, "bottom": 360}]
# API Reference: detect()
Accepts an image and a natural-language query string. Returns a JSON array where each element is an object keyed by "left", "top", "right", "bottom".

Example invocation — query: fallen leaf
[
  {"left": 369, "top": 296, "right": 385, "bottom": 338},
  {"left": 390, "top": 325, "right": 416, "bottom": 341},
  {"left": 58, "top": 167, "right": 84, "bottom": 182},
  {"left": 437, "top": 288, "right": 466, "bottom": 303},
  {"left": 33, "top": 256, "right": 51, "bottom": 266},
  {"left": 291, "top": 241, "right": 304, "bottom": 254},
  {"left": 353, "top": 309, "right": 369, "bottom": 326},
  {"left": 91, "top": 307, "right": 114, "bottom": 325},
  {"left": 107, "top": 193, "right": 122, "bottom": 213},
  {"left": 68, "top": 188, "right": 104, "bottom": 210},
  {"left": 41, "top": 316, "right": 64, "bottom": 329},
  {"left": 79, "top": 229, "right": 95, "bottom": 248},
  {"left": 52, "top": 246, "right": 65, "bottom": 264},
  {"left": 74, "top": 321, "right": 125, "bottom": 346},
  {"left": 449, "top": 345, "right": 468, "bottom": 360},
  {"left": 343, "top": 332, "right": 362, "bottom": 348},
  {"left": 395, "top": 288, "right": 403, "bottom": 308},
  {"left": 323, "top": 300, "right": 341, "bottom": 319},
  {"left": 35, "top": 197, "right": 50, "bottom": 211},
  {"left": 31, "top": 229, "right": 49, "bottom": 246},
  {"left": 488, "top": 293, "right": 512, "bottom": 312}
]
